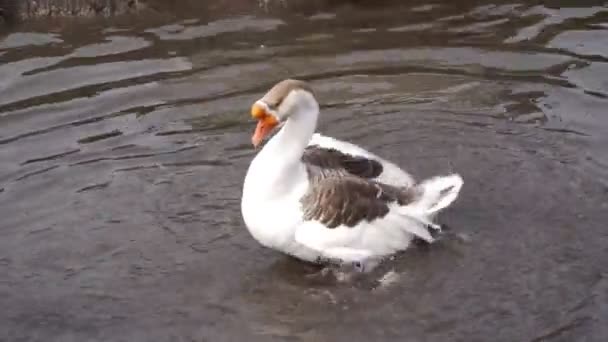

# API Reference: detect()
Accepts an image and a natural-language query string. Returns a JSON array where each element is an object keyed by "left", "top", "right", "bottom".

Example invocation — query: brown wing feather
[
  {"left": 300, "top": 175, "right": 419, "bottom": 229},
  {"left": 301, "top": 145, "right": 383, "bottom": 179}
]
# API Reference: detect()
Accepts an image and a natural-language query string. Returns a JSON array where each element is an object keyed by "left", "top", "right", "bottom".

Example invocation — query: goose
[{"left": 241, "top": 79, "right": 463, "bottom": 271}]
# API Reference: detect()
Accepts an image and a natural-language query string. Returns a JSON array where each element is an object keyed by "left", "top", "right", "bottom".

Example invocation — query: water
[{"left": 1, "top": 1, "right": 608, "bottom": 341}]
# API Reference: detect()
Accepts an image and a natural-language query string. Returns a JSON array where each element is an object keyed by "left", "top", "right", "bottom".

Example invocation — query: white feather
[{"left": 309, "top": 133, "right": 416, "bottom": 188}]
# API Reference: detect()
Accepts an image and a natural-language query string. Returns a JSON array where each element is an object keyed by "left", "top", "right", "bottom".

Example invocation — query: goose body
[
  {"left": 241, "top": 79, "right": 463, "bottom": 269},
  {"left": 308, "top": 132, "right": 415, "bottom": 188}
]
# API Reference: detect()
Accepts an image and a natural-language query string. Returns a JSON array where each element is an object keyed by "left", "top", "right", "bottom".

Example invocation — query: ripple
[
  {"left": 562, "top": 63, "right": 608, "bottom": 96},
  {"left": 0, "top": 33, "right": 63, "bottom": 49},
  {"left": 470, "top": 3, "right": 522, "bottom": 17},
  {"left": 13, "top": 165, "right": 60, "bottom": 182},
  {"left": 331, "top": 47, "right": 572, "bottom": 72},
  {"left": 21, "top": 149, "right": 80, "bottom": 165},
  {"left": 549, "top": 29, "right": 608, "bottom": 59},
  {"left": 308, "top": 13, "right": 336, "bottom": 21},
  {"left": 0, "top": 57, "right": 192, "bottom": 109},
  {"left": 506, "top": 5, "right": 607, "bottom": 43},
  {"left": 76, "top": 181, "right": 111, "bottom": 193},
  {"left": 411, "top": 4, "right": 441, "bottom": 13},
  {"left": 69, "top": 145, "right": 198, "bottom": 166},
  {"left": 0, "top": 57, "right": 66, "bottom": 94},
  {"left": 70, "top": 36, "right": 151, "bottom": 58},
  {"left": 388, "top": 23, "right": 436, "bottom": 32},
  {"left": 146, "top": 16, "right": 284, "bottom": 41},
  {"left": 78, "top": 130, "right": 124, "bottom": 144}
]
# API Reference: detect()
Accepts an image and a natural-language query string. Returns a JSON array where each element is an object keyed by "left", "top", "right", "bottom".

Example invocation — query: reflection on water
[{"left": 1, "top": 1, "right": 607, "bottom": 341}]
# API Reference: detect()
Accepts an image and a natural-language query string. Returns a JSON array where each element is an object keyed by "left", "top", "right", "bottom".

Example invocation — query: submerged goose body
[{"left": 241, "top": 79, "right": 463, "bottom": 269}]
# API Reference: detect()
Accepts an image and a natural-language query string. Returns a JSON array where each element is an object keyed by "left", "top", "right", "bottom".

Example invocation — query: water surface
[{"left": 1, "top": 1, "right": 607, "bottom": 341}]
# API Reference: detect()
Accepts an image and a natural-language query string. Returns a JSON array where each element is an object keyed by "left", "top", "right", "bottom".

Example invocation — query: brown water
[{"left": 1, "top": 1, "right": 608, "bottom": 341}]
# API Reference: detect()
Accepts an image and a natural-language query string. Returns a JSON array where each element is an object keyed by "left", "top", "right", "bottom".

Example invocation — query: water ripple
[{"left": 1, "top": 2, "right": 608, "bottom": 341}]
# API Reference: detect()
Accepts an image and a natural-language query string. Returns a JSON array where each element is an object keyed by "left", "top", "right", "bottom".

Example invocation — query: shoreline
[
  {"left": 1, "top": 0, "right": 144, "bottom": 24},
  {"left": 0, "top": 0, "right": 387, "bottom": 26}
]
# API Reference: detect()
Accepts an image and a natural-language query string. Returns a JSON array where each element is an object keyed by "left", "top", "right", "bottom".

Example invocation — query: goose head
[{"left": 250, "top": 79, "right": 317, "bottom": 148}]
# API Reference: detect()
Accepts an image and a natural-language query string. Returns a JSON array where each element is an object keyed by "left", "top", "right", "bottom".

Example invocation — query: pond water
[{"left": 1, "top": 0, "right": 607, "bottom": 341}]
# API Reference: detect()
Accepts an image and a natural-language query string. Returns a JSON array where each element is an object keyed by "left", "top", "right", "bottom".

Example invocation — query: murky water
[{"left": 1, "top": 1, "right": 608, "bottom": 341}]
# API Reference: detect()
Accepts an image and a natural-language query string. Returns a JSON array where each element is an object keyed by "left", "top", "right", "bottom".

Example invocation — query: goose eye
[{"left": 267, "top": 102, "right": 279, "bottom": 111}]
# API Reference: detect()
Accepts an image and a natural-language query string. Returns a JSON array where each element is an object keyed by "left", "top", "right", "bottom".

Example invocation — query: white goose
[{"left": 241, "top": 79, "right": 463, "bottom": 271}]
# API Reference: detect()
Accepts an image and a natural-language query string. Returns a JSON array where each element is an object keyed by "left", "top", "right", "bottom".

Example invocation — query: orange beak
[{"left": 251, "top": 103, "right": 279, "bottom": 148}]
